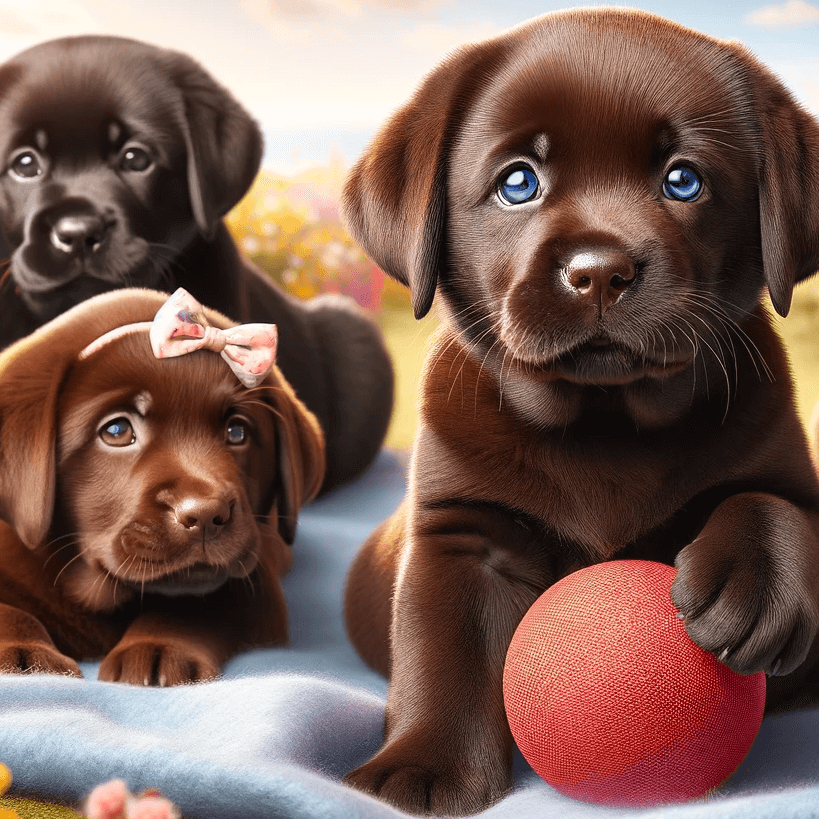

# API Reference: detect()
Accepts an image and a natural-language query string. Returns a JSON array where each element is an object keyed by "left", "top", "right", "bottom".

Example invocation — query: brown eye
[
  {"left": 226, "top": 417, "right": 249, "bottom": 446},
  {"left": 120, "top": 145, "right": 152, "bottom": 172},
  {"left": 99, "top": 417, "right": 135, "bottom": 447},
  {"left": 9, "top": 150, "right": 43, "bottom": 180}
]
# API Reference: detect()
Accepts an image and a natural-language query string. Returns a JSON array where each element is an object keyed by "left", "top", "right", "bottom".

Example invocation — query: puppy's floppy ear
[
  {"left": 341, "top": 40, "right": 508, "bottom": 319},
  {"left": 265, "top": 374, "right": 326, "bottom": 544},
  {"left": 167, "top": 53, "right": 263, "bottom": 240},
  {"left": 0, "top": 343, "right": 62, "bottom": 549},
  {"left": 0, "top": 289, "right": 169, "bottom": 548},
  {"left": 736, "top": 46, "right": 819, "bottom": 316}
]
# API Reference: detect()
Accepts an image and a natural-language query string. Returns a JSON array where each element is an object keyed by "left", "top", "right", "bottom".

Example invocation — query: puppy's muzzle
[{"left": 563, "top": 250, "right": 636, "bottom": 315}]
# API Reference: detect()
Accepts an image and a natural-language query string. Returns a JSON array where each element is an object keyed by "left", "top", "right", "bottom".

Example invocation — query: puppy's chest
[
  {"left": 516, "top": 439, "right": 677, "bottom": 557},
  {"left": 434, "top": 430, "right": 685, "bottom": 562},
  {"left": 423, "top": 343, "right": 694, "bottom": 557}
]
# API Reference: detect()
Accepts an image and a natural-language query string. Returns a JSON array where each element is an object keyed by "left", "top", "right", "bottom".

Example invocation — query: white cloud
[
  {"left": 257, "top": 0, "right": 447, "bottom": 13},
  {"left": 238, "top": 0, "right": 344, "bottom": 42},
  {"left": 767, "top": 59, "right": 819, "bottom": 117},
  {"left": 251, "top": 99, "right": 398, "bottom": 128},
  {"left": 368, "top": 0, "right": 449, "bottom": 8},
  {"left": 238, "top": 0, "right": 455, "bottom": 41},
  {"left": 746, "top": 0, "right": 819, "bottom": 29},
  {"left": 255, "top": 0, "right": 359, "bottom": 15},
  {"left": 0, "top": 0, "right": 98, "bottom": 60},
  {"left": 399, "top": 19, "right": 498, "bottom": 52},
  {"left": 0, "top": 4, "right": 39, "bottom": 36}
]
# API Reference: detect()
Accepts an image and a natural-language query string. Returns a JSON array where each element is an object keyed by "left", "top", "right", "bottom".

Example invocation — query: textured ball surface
[{"left": 503, "top": 560, "right": 766, "bottom": 806}]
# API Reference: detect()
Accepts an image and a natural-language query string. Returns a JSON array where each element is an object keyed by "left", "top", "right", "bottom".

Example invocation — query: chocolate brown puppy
[
  {"left": 0, "top": 288, "right": 324, "bottom": 685},
  {"left": 341, "top": 8, "right": 819, "bottom": 815},
  {"left": 0, "top": 35, "right": 393, "bottom": 492}
]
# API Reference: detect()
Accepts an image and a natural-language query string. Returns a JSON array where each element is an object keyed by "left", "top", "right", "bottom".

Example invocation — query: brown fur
[
  {"left": 0, "top": 288, "right": 324, "bottom": 685},
  {"left": 340, "top": 9, "right": 819, "bottom": 815},
  {"left": 0, "top": 35, "right": 393, "bottom": 493}
]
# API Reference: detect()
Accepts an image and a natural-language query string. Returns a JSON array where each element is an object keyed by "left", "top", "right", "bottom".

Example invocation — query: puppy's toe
[
  {"left": 0, "top": 642, "right": 82, "bottom": 677},
  {"left": 99, "top": 642, "right": 219, "bottom": 686},
  {"left": 345, "top": 750, "right": 508, "bottom": 816}
]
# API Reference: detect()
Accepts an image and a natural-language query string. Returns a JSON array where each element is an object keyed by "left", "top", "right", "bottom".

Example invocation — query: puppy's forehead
[
  {"left": 463, "top": 12, "right": 752, "bottom": 161},
  {"left": 0, "top": 40, "right": 181, "bottom": 152},
  {"left": 61, "top": 331, "right": 242, "bottom": 418}
]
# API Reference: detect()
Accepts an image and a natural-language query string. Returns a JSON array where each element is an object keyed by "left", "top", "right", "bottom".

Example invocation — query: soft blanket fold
[{"left": 0, "top": 450, "right": 817, "bottom": 818}]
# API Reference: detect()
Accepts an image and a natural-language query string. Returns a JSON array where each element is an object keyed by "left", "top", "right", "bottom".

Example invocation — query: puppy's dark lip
[
  {"left": 11, "top": 264, "right": 83, "bottom": 294},
  {"left": 538, "top": 341, "right": 690, "bottom": 385},
  {"left": 11, "top": 259, "right": 116, "bottom": 294},
  {"left": 121, "top": 562, "right": 231, "bottom": 597}
]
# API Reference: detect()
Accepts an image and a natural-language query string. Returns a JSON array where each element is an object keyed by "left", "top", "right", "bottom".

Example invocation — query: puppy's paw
[
  {"left": 344, "top": 745, "right": 509, "bottom": 816},
  {"left": 98, "top": 641, "right": 219, "bottom": 686},
  {"left": 0, "top": 641, "right": 82, "bottom": 677},
  {"left": 672, "top": 540, "right": 818, "bottom": 677}
]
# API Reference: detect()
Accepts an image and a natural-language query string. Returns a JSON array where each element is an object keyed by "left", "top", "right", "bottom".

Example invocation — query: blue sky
[{"left": 1, "top": 0, "right": 818, "bottom": 172}]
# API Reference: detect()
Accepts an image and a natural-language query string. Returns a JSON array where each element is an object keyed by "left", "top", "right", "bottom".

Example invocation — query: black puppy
[{"left": 0, "top": 35, "right": 393, "bottom": 492}]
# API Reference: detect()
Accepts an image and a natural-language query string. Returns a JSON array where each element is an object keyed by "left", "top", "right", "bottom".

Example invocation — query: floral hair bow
[{"left": 149, "top": 288, "right": 278, "bottom": 388}]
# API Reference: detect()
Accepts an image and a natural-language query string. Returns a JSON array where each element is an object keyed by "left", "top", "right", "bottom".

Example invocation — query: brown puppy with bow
[
  {"left": 0, "top": 288, "right": 324, "bottom": 684},
  {"left": 0, "top": 35, "right": 392, "bottom": 493},
  {"left": 341, "top": 8, "right": 819, "bottom": 815}
]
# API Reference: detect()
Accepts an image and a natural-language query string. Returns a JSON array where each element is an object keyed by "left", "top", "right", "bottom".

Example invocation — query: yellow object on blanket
[
  {"left": 0, "top": 764, "right": 19, "bottom": 818},
  {"left": 0, "top": 763, "right": 81, "bottom": 818}
]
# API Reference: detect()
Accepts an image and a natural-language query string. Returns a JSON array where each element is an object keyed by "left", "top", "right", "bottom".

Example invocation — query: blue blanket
[{"left": 1, "top": 450, "right": 818, "bottom": 818}]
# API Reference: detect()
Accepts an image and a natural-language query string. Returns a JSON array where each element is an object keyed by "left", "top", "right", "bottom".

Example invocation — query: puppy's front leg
[
  {"left": 100, "top": 563, "right": 289, "bottom": 686},
  {"left": 672, "top": 492, "right": 819, "bottom": 682},
  {"left": 346, "top": 505, "right": 551, "bottom": 816},
  {"left": 98, "top": 610, "right": 227, "bottom": 686},
  {"left": 0, "top": 602, "right": 81, "bottom": 676}
]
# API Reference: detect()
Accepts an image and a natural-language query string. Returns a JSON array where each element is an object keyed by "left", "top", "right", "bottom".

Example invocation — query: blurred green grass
[
  {"left": 773, "top": 282, "right": 819, "bottom": 438},
  {"left": 375, "top": 307, "right": 439, "bottom": 450}
]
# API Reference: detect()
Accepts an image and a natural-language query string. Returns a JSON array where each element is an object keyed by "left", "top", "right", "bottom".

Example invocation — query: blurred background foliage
[
  {"left": 226, "top": 163, "right": 819, "bottom": 451},
  {"left": 225, "top": 161, "right": 438, "bottom": 451}
]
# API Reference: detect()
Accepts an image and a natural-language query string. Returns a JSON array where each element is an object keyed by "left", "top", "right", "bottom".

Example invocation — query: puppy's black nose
[
  {"left": 564, "top": 251, "right": 636, "bottom": 313},
  {"left": 175, "top": 497, "right": 233, "bottom": 540},
  {"left": 50, "top": 213, "right": 109, "bottom": 255}
]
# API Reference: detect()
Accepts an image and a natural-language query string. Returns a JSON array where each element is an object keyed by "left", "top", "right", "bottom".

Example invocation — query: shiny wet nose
[
  {"left": 564, "top": 251, "right": 636, "bottom": 313},
  {"left": 174, "top": 497, "right": 233, "bottom": 540},
  {"left": 50, "top": 213, "right": 109, "bottom": 255}
]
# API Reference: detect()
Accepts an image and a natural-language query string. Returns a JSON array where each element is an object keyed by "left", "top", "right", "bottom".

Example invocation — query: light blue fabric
[{"left": 0, "top": 449, "right": 817, "bottom": 818}]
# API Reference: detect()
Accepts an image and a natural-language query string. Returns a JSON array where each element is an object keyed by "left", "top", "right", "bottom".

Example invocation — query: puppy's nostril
[{"left": 610, "top": 273, "right": 631, "bottom": 291}]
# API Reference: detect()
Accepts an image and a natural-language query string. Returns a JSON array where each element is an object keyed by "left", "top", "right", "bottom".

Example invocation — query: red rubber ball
[{"left": 503, "top": 560, "right": 766, "bottom": 806}]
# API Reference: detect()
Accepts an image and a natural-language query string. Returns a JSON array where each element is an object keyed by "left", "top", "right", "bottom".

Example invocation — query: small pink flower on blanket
[{"left": 84, "top": 779, "right": 180, "bottom": 819}]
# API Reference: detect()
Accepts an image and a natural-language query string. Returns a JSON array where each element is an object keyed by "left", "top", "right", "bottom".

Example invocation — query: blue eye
[
  {"left": 663, "top": 166, "right": 702, "bottom": 202},
  {"left": 498, "top": 166, "right": 539, "bottom": 205}
]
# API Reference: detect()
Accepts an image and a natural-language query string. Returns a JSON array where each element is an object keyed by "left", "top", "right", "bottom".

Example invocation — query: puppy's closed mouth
[
  {"left": 122, "top": 562, "right": 233, "bottom": 597},
  {"left": 548, "top": 340, "right": 690, "bottom": 385}
]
